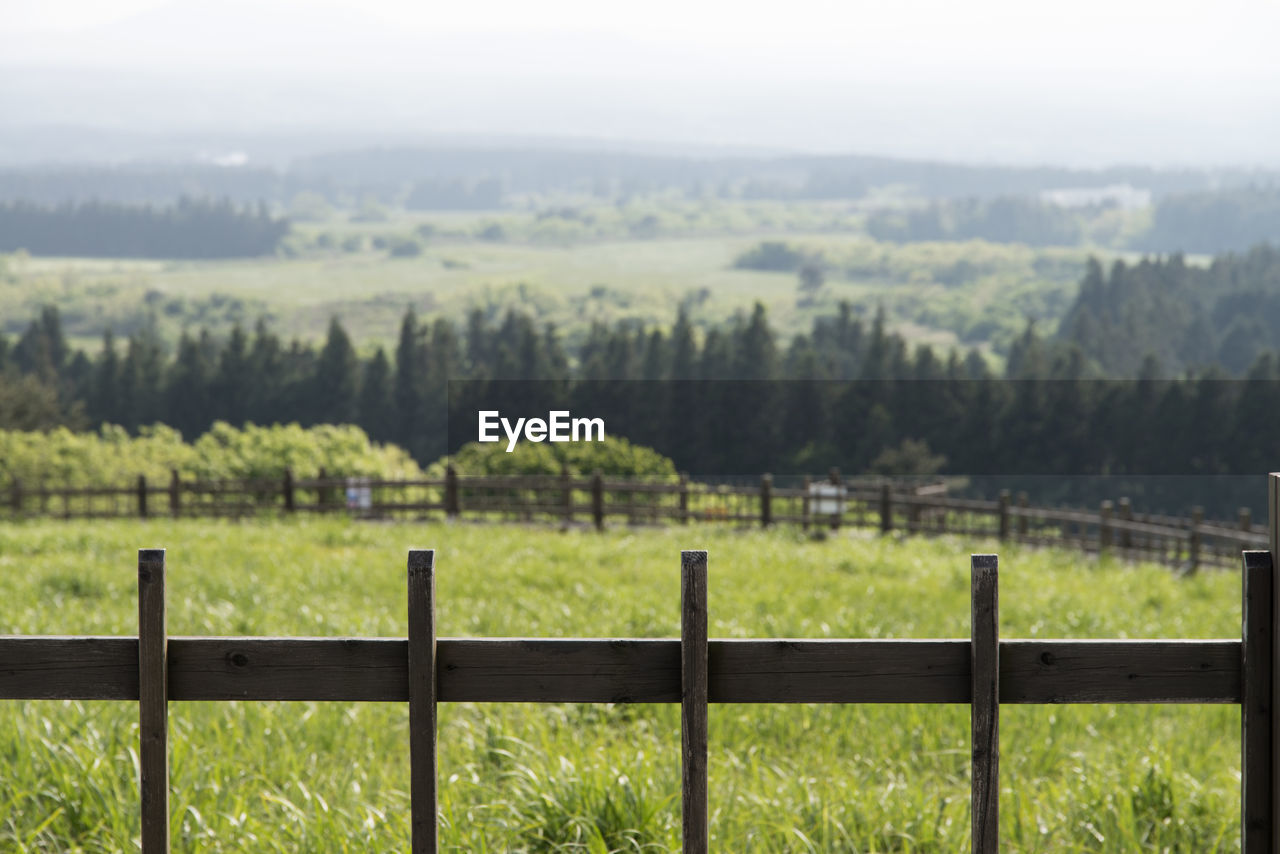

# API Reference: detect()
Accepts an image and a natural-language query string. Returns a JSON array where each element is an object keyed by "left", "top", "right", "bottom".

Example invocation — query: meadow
[
  {"left": 0, "top": 517, "right": 1245, "bottom": 851},
  {"left": 1, "top": 199, "right": 1100, "bottom": 359}
]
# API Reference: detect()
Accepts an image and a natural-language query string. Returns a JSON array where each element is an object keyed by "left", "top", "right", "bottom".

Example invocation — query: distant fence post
[
  {"left": 591, "top": 470, "right": 605, "bottom": 532},
  {"left": 1119, "top": 498, "right": 1133, "bottom": 552},
  {"left": 760, "top": 474, "right": 772, "bottom": 529},
  {"left": 560, "top": 465, "right": 573, "bottom": 527},
  {"left": 168, "top": 470, "right": 180, "bottom": 518},
  {"left": 998, "top": 490, "right": 1010, "bottom": 542},
  {"left": 1188, "top": 506, "right": 1203, "bottom": 574},
  {"left": 1016, "top": 492, "right": 1028, "bottom": 538},
  {"left": 1099, "top": 500, "right": 1113, "bottom": 554},
  {"left": 879, "top": 482, "right": 892, "bottom": 535},
  {"left": 1241, "top": 506, "right": 1253, "bottom": 533},
  {"left": 801, "top": 475, "right": 811, "bottom": 531},
  {"left": 283, "top": 468, "right": 295, "bottom": 514},
  {"left": 137, "top": 474, "right": 148, "bottom": 519},
  {"left": 444, "top": 465, "right": 460, "bottom": 519},
  {"left": 828, "top": 468, "right": 842, "bottom": 531},
  {"left": 679, "top": 473, "right": 690, "bottom": 524}
]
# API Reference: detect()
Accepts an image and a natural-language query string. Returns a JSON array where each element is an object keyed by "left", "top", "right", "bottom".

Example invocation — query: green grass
[{"left": 0, "top": 519, "right": 1243, "bottom": 851}]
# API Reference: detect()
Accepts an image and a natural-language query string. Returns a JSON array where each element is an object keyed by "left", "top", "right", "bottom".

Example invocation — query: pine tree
[
  {"left": 313, "top": 317, "right": 360, "bottom": 424},
  {"left": 358, "top": 348, "right": 396, "bottom": 441}
]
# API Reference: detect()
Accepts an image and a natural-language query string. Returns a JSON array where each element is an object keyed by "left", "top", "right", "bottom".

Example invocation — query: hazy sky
[{"left": 4, "top": 0, "right": 1279, "bottom": 166}]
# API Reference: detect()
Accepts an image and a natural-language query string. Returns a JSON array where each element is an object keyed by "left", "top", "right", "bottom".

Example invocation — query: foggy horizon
[{"left": 3, "top": 0, "right": 1279, "bottom": 169}]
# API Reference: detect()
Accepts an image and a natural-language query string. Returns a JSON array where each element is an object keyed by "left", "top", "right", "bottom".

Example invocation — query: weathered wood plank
[
  {"left": 681, "top": 550, "right": 708, "bottom": 854},
  {"left": 138, "top": 548, "right": 169, "bottom": 854},
  {"left": 0, "top": 637, "right": 1246, "bottom": 703},
  {"left": 970, "top": 554, "right": 999, "bottom": 854},
  {"left": 408, "top": 549, "right": 437, "bottom": 854},
  {"left": 1270, "top": 471, "right": 1280, "bottom": 849},
  {"left": 1242, "top": 550, "right": 1272, "bottom": 852}
]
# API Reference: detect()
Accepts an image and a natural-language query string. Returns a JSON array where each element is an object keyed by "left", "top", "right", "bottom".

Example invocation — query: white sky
[{"left": 3, "top": 0, "right": 1279, "bottom": 165}]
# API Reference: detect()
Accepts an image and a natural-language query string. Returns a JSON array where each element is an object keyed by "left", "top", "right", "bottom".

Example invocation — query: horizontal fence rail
[
  {"left": 3, "top": 468, "right": 1267, "bottom": 571},
  {"left": 3, "top": 539, "right": 1279, "bottom": 850}
]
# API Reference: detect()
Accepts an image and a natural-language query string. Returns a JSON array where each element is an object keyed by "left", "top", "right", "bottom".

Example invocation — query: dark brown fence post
[
  {"left": 760, "top": 474, "right": 772, "bottom": 528},
  {"left": 828, "top": 468, "right": 842, "bottom": 531},
  {"left": 1119, "top": 498, "right": 1133, "bottom": 553},
  {"left": 561, "top": 465, "right": 573, "bottom": 527},
  {"left": 998, "top": 490, "right": 1010, "bottom": 542},
  {"left": 1099, "top": 500, "right": 1113, "bottom": 554},
  {"left": 138, "top": 548, "right": 169, "bottom": 853},
  {"left": 681, "top": 550, "right": 708, "bottom": 854},
  {"left": 879, "top": 482, "right": 892, "bottom": 535},
  {"left": 1270, "top": 471, "right": 1280, "bottom": 843},
  {"left": 970, "top": 553, "right": 999, "bottom": 854},
  {"left": 678, "top": 473, "right": 690, "bottom": 524},
  {"left": 591, "top": 470, "right": 604, "bottom": 532},
  {"left": 1188, "top": 506, "right": 1203, "bottom": 574},
  {"left": 1017, "top": 492, "right": 1028, "bottom": 538},
  {"left": 1242, "top": 549, "right": 1273, "bottom": 852},
  {"left": 801, "top": 475, "right": 811, "bottom": 531},
  {"left": 136, "top": 475, "right": 148, "bottom": 518},
  {"left": 317, "top": 467, "right": 329, "bottom": 511},
  {"left": 168, "top": 470, "right": 180, "bottom": 517},
  {"left": 444, "top": 465, "right": 460, "bottom": 519},
  {"left": 283, "top": 468, "right": 295, "bottom": 513},
  {"left": 408, "top": 549, "right": 437, "bottom": 854},
  {"left": 1241, "top": 507, "right": 1253, "bottom": 533}
]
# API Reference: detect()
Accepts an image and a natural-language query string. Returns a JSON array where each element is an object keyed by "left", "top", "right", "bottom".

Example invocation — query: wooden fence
[
  {"left": 4, "top": 468, "right": 1266, "bottom": 570},
  {"left": 5, "top": 472, "right": 1280, "bottom": 850}
]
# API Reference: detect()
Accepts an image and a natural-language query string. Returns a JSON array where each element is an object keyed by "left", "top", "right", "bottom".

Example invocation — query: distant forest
[
  {"left": 7, "top": 287, "right": 1280, "bottom": 513},
  {"left": 1056, "top": 244, "right": 1280, "bottom": 376},
  {"left": 0, "top": 198, "right": 289, "bottom": 259}
]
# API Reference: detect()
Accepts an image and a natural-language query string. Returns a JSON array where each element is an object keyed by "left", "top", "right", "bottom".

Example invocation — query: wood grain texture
[
  {"left": 1272, "top": 472, "right": 1280, "bottom": 845},
  {"left": 0, "top": 637, "right": 1246, "bottom": 703},
  {"left": 408, "top": 549, "right": 437, "bottom": 854},
  {"left": 681, "top": 550, "right": 708, "bottom": 854},
  {"left": 1242, "top": 550, "right": 1272, "bottom": 852},
  {"left": 970, "top": 554, "right": 999, "bottom": 854},
  {"left": 138, "top": 548, "right": 169, "bottom": 854}
]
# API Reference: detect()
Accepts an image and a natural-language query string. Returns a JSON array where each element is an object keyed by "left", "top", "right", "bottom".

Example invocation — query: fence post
[
  {"left": 591, "top": 470, "right": 605, "bottom": 532},
  {"left": 317, "top": 467, "right": 329, "bottom": 511},
  {"left": 1188, "top": 506, "right": 1203, "bottom": 574},
  {"left": 136, "top": 474, "right": 148, "bottom": 518},
  {"left": 283, "top": 468, "right": 295, "bottom": 513},
  {"left": 560, "top": 465, "right": 573, "bottom": 527},
  {"left": 1242, "top": 549, "right": 1273, "bottom": 852},
  {"left": 1241, "top": 507, "right": 1253, "bottom": 533},
  {"left": 801, "top": 475, "right": 811, "bottom": 532},
  {"left": 679, "top": 473, "right": 690, "bottom": 524},
  {"left": 407, "top": 549, "right": 437, "bottom": 854},
  {"left": 998, "top": 490, "right": 1010, "bottom": 542},
  {"left": 971, "top": 554, "right": 999, "bottom": 854},
  {"left": 879, "top": 482, "right": 892, "bottom": 535},
  {"left": 168, "top": 470, "right": 180, "bottom": 517},
  {"left": 1119, "top": 498, "right": 1133, "bottom": 553},
  {"left": 828, "top": 468, "right": 842, "bottom": 531},
  {"left": 760, "top": 474, "right": 772, "bottom": 528},
  {"left": 1017, "top": 492, "right": 1028, "bottom": 538},
  {"left": 1270, "top": 471, "right": 1280, "bottom": 846},
  {"left": 681, "top": 550, "right": 709, "bottom": 854},
  {"left": 138, "top": 548, "right": 169, "bottom": 853},
  {"left": 444, "top": 465, "right": 460, "bottom": 519},
  {"left": 1099, "top": 500, "right": 1113, "bottom": 555}
]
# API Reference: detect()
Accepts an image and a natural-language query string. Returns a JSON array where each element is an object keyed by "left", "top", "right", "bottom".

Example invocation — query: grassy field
[
  {"left": 0, "top": 518, "right": 1244, "bottom": 851},
  {"left": 2, "top": 201, "right": 1097, "bottom": 358}
]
